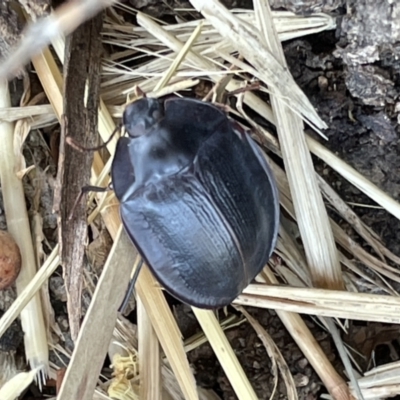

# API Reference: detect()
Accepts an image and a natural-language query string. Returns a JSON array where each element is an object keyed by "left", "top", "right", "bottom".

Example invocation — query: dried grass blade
[
  {"left": 323, "top": 318, "right": 364, "bottom": 400},
  {"left": 237, "top": 284, "right": 400, "bottom": 323},
  {"left": 347, "top": 361, "right": 400, "bottom": 398},
  {"left": 57, "top": 227, "right": 135, "bottom": 400},
  {"left": 0, "top": 80, "right": 49, "bottom": 380},
  {"left": 0, "top": 0, "right": 117, "bottom": 80},
  {"left": 137, "top": 297, "right": 161, "bottom": 400},
  {"left": 330, "top": 220, "right": 400, "bottom": 282},
  {"left": 189, "top": 0, "right": 326, "bottom": 129},
  {"left": 317, "top": 175, "right": 386, "bottom": 261},
  {"left": 31, "top": 48, "right": 63, "bottom": 119},
  {"left": 231, "top": 65, "right": 400, "bottom": 272},
  {"left": 0, "top": 367, "right": 41, "bottom": 399},
  {"left": 0, "top": 104, "right": 53, "bottom": 121},
  {"left": 306, "top": 135, "right": 400, "bottom": 221},
  {"left": 154, "top": 21, "right": 204, "bottom": 91},
  {"left": 136, "top": 267, "right": 199, "bottom": 400},
  {"left": 235, "top": 88, "right": 400, "bottom": 227},
  {"left": 276, "top": 225, "right": 311, "bottom": 286},
  {"left": 192, "top": 308, "right": 258, "bottom": 400},
  {"left": 0, "top": 246, "right": 59, "bottom": 338},
  {"left": 183, "top": 315, "right": 245, "bottom": 353},
  {"left": 256, "top": 0, "right": 342, "bottom": 289},
  {"left": 135, "top": 12, "right": 273, "bottom": 125},
  {"left": 268, "top": 155, "right": 400, "bottom": 287}
]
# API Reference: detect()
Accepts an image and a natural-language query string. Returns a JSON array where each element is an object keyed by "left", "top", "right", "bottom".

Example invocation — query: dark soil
[{"left": 1, "top": 0, "right": 400, "bottom": 399}]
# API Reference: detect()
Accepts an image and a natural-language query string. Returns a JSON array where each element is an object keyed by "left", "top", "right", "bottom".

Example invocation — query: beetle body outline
[{"left": 111, "top": 97, "right": 279, "bottom": 308}]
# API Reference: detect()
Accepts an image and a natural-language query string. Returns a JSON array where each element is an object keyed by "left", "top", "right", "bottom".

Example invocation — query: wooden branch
[{"left": 56, "top": 13, "right": 103, "bottom": 340}]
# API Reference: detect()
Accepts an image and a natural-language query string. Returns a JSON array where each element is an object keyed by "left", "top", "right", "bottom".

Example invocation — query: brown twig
[{"left": 55, "top": 13, "right": 103, "bottom": 341}]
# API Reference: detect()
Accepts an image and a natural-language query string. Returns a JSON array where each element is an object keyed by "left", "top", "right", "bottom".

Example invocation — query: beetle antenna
[
  {"left": 68, "top": 184, "right": 112, "bottom": 220},
  {"left": 66, "top": 123, "right": 123, "bottom": 153},
  {"left": 118, "top": 259, "right": 144, "bottom": 315}
]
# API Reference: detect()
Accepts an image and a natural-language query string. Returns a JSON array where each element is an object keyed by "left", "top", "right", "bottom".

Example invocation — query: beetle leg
[
  {"left": 66, "top": 123, "right": 122, "bottom": 153},
  {"left": 118, "top": 259, "right": 144, "bottom": 316},
  {"left": 68, "top": 184, "right": 111, "bottom": 220}
]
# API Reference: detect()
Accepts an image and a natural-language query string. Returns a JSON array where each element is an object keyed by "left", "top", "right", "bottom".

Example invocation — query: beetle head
[{"left": 123, "top": 98, "right": 164, "bottom": 138}]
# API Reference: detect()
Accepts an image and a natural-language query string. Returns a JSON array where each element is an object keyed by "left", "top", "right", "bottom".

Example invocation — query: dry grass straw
[
  {"left": 0, "top": 246, "right": 59, "bottom": 338},
  {"left": 354, "top": 361, "right": 400, "bottom": 399},
  {"left": 241, "top": 13, "right": 361, "bottom": 393},
  {"left": 192, "top": 2, "right": 326, "bottom": 128},
  {"left": 56, "top": 226, "right": 138, "bottom": 400},
  {"left": 306, "top": 135, "right": 400, "bottom": 221},
  {"left": 135, "top": 266, "right": 198, "bottom": 400},
  {"left": 192, "top": 308, "right": 258, "bottom": 399},
  {"left": 251, "top": 0, "right": 342, "bottom": 290},
  {"left": 268, "top": 156, "right": 400, "bottom": 287},
  {"left": 237, "top": 284, "right": 400, "bottom": 323},
  {"left": 0, "top": 79, "right": 49, "bottom": 381},
  {"left": 0, "top": 366, "right": 41, "bottom": 400},
  {"left": 0, "top": 104, "right": 53, "bottom": 121},
  {"left": 106, "top": 6, "right": 335, "bottom": 46},
  {"left": 137, "top": 297, "right": 161, "bottom": 400},
  {"left": 0, "top": 0, "right": 117, "bottom": 80}
]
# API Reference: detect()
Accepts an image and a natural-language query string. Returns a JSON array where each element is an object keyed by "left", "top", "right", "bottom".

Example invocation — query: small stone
[
  {"left": 0, "top": 231, "right": 21, "bottom": 290},
  {"left": 252, "top": 361, "right": 261, "bottom": 369},
  {"left": 318, "top": 76, "right": 329, "bottom": 90},
  {"left": 294, "top": 373, "right": 309, "bottom": 387},
  {"left": 297, "top": 357, "right": 309, "bottom": 369}
]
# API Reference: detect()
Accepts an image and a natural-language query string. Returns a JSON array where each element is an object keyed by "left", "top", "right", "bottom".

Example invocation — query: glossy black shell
[{"left": 111, "top": 97, "right": 279, "bottom": 308}]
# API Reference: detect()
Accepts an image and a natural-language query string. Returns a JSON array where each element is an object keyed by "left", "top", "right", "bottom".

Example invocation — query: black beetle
[{"left": 111, "top": 96, "right": 279, "bottom": 309}]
